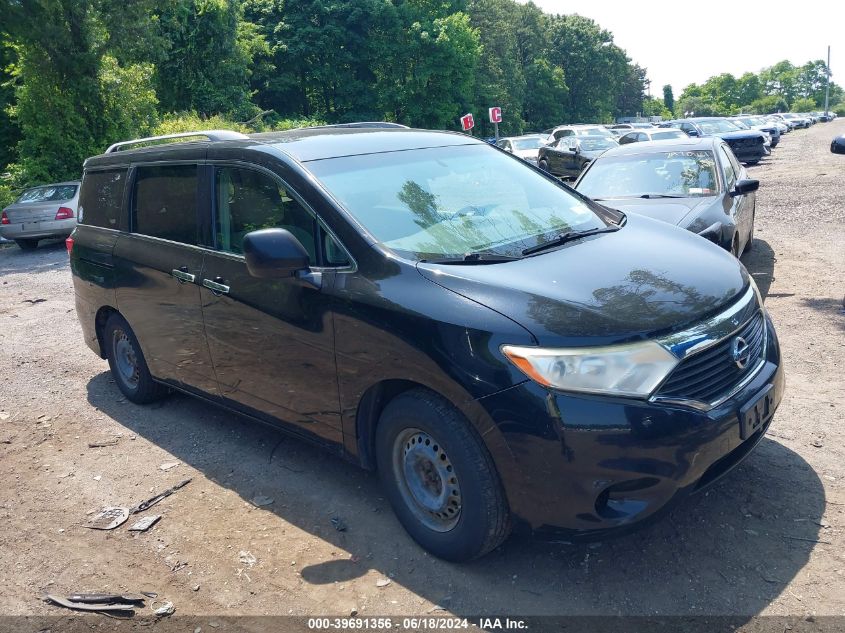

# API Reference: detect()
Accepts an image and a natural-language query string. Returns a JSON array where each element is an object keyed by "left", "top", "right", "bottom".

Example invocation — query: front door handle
[
  {"left": 202, "top": 278, "right": 230, "bottom": 295},
  {"left": 172, "top": 268, "right": 195, "bottom": 283}
]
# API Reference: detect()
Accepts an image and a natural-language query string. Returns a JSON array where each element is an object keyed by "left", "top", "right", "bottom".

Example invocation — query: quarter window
[
  {"left": 78, "top": 170, "right": 126, "bottom": 229},
  {"left": 134, "top": 165, "right": 199, "bottom": 244}
]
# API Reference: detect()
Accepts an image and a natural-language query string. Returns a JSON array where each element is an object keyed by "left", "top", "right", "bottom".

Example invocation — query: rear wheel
[
  {"left": 104, "top": 314, "right": 168, "bottom": 404},
  {"left": 745, "top": 214, "right": 755, "bottom": 252},
  {"left": 375, "top": 389, "right": 511, "bottom": 562},
  {"left": 15, "top": 239, "right": 38, "bottom": 250}
]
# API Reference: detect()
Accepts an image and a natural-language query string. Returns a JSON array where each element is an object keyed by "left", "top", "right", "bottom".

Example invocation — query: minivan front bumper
[{"left": 478, "top": 315, "right": 783, "bottom": 537}]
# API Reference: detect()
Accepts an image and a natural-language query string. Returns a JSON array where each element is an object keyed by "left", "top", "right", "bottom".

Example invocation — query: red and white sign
[
  {"left": 489, "top": 107, "right": 502, "bottom": 124},
  {"left": 460, "top": 113, "right": 475, "bottom": 131}
]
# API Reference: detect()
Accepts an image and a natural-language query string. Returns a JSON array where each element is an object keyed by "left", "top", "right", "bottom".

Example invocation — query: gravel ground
[{"left": 0, "top": 120, "right": 843, "bottom": 630}]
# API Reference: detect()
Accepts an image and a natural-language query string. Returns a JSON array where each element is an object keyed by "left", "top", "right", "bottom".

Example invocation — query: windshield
[
  {"left": 512, "top": 137, "right": 545, "bottom": 150},
  {"left": 731, "top": 120, "right": 751, "bottom": 129},
  {"left": 308, "top": 144, "right": 607, "bottom": 260},
  {"left": 579, "top": 137, "right": 618, "bottom": 151},
  {"left": 17, "top": 184, "right": 77, "bottom": 203},
  {"left": 696, "top": 119, "right": 741, "bottom": 134},
  {"left": 576, "top": 150, "right": 719, "bottom": 199},
  {"left": 576, "top": 127, "right": 614, "bottom": 137},
  {"left": 651, "top": 130, "right": 685, "bottom": 140}
]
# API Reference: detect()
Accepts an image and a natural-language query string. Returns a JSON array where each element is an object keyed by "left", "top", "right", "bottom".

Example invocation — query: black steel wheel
[
  {"left": 104, "top": 313, "right": 168, "bottom": 404},
  {"left": 375, "top": 389, "right": 511, "bottom": 561}
]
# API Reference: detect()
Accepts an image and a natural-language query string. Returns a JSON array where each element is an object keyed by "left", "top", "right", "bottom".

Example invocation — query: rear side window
[
  {"left": 134, "top": 165, "right": 198, "bottom": 244},
  {"left": 78, "top": 171, "right": 126, "bottom": 229}
]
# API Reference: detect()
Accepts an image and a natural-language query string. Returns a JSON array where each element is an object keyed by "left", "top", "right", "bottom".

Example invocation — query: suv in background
[
  {"left": 69, "top": 128, "right": 783, "bottom": 561},
  {"left": 660, "top": 118, "right": 767, "bottom": 164},
  {"left": 1, "top": 181, "right": 80, "bottom": 250}
]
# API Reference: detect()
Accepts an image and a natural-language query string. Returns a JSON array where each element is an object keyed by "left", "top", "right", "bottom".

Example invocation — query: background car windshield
[
  {"left": 697, "top": 119, "right": 740, "bottom": 134},
  {"left": 17, "top": 185, "right": 77, "bottom": 203},
  {"left": 512, "top": 138, "right": 544, "bottom": 150},
  {"left": 309, "top": 144, "right": 606, "bottom": 259},
  {"left": 576, "top": 127, "right": 614, "bottom": 137},
  {"left": 652, "top": 131, "right": 685, "bottom": 140},
  {"left": 577, "top": 150, "right": 719, "bottom": 198},
  {"left": 580, "top": 137, "right": 617, "bottom": 151}
]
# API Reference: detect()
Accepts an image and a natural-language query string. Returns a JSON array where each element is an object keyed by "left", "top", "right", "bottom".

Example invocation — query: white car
[{"left": 495, "top": 135, "right": 547, "bottom": 166}]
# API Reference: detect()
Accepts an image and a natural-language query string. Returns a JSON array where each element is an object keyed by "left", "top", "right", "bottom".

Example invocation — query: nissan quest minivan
[{"left": 69, "top": 127, "right": 783, "bottom": 561}]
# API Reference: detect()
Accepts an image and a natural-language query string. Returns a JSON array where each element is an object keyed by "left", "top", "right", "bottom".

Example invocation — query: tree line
[{"left": 0, "top": 0, "right": 842, "bottom": 207}]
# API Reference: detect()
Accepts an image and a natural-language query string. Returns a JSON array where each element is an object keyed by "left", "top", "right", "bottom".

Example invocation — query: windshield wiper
[
  {"left": 420, "top": 253, "right": 522, "bottom": 265},
  {"left": 521, "top": 226, "right": 620, "bottom": 256},
  {"left": 638, "top": 193, "right": 687, "bottom": 199}
]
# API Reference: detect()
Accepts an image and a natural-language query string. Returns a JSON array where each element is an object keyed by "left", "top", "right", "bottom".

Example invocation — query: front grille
[{"left": 656, "top": 311, "right": 766, "bottom": 404}]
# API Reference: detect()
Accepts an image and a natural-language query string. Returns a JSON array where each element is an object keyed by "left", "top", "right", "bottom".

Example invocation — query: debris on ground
[
  {"left": 0, "top": 411, "right": 10, "bottom": 420},
  {"left": 159, "top": 462, "right": 179, "bottom": 471},
  {"left": 44, "top": 592, "right": 145, "bottom": 616},
  {"left": 151, "top": 600, "right": 175, "bottom": 616},
  {"left": 85, "top": 507, "right": 129, "bottom": 530},
  {"left": 130, "top": 478, "right": 191, "bottom": 514},
  {"left": 129, "top": 514, "right": 161, "bottom": 532},
  {"left": 250, "top": 494, "right": 274, "bottom": 507},
  {"left": 88, "top": 438, "right": 119, "bottom": 448},
  {"left": 330, "top": 516, "right": 348, "bottom": 532},
  {"left": 238, "top": 550, "right": 257, "bottom": 567},
  {"left": 21, "top": 298, "right": 47, "bottom": 304},
  {"left": 376, "top": 578, "right": 392, "bottom": 588}
]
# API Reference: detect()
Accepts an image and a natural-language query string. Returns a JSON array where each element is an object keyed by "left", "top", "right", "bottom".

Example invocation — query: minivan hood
[
  {"left": 594, "top": 196, "right": 714, "bottom": 227},
  {"left": 416, "top": 214, "right": 748, "bottom": 345}
]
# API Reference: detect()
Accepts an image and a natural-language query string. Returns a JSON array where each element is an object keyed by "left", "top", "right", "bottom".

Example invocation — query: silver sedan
[{"left": 0, "top": 181, "right": 80, "bottom": 250}]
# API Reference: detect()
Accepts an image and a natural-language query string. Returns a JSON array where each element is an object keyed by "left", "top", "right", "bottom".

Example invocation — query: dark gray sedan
[
  {"left": 537, "top": 135, "right": 618, "bottom": 179},
  {"left": 574, "top": 138, "right": 759, "bottom": 257}
]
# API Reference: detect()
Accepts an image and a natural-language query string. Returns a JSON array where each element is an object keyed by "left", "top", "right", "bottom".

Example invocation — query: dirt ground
[{"left": 1, "top": 120, "right": 844, "bottom": 630}]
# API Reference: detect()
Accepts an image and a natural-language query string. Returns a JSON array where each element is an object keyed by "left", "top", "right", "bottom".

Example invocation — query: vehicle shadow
[
  {"left": 740, "top": 237, "right": 775, "bottom": 301},
  {"left": 0, "top": 239, "right": 68, "bottom": 278},
  {"left": 86, "top": 372, "right": 824, "bottom": 617}
]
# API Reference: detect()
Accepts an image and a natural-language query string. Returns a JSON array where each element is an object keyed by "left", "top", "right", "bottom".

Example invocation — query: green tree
[
  {"left": 0, "top": 43, "right": 20, "bottom": 172},
  {"left": 748, "top": 95, "right": 788, "bottom": 114},
  {"left": 546, "top": 14, "right": 630, "bottom": 122},
  {"left": 791, "top": 97, "right": 818, "bottom": 112},
  {"left": 662, "top": 84, "right": 674, "bottom": 112},
  {"left": 736, "top": 72, "right": 762, "bottom": 106},
  {"left": 156, "top": 0, "right": 263, "bottom": 118},
  {"left": 2, "top": 0, "right": 160, "bottom": 183},
  {"left": 467, "top": 0, "right": 526, "bottom": 135},
  {"left": 616, "top": 63, "right": 647, "bottom": 117},
  {"left": 522, "top": 58, "right": 568, "bottom": 130}
]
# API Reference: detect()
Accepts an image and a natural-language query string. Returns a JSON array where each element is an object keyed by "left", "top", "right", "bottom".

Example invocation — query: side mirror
[
  {"left": 731, "top": 179, "right": 759, "bottom": 197},
  {"left": 242, "top": 228, "right": 310, "bottom": 278},
  {"left": 685, "top": 129, "right": 700, "bottom": 137}
]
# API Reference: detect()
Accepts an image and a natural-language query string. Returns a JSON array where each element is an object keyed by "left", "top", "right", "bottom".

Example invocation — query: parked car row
[{"left": 66, "top": 126, "right": 784, "bottom": 561}]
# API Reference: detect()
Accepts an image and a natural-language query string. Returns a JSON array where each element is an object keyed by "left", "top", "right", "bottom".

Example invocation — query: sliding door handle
[
  {"left": 202, "top": 278, "right": 230, "bottom": 295},
  {"left": 171, "top": 268, "right": 195, "bottom": 283}
]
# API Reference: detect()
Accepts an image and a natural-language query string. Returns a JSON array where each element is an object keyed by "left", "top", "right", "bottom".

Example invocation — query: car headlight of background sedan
[{"left": 502, "top": 341, "right": 679, "bottom": 398}]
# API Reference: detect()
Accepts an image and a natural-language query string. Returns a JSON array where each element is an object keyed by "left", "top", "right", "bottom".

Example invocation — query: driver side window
[
  {"left": 214, "top": 167, "right": 325, "bottom": 264},
  {"left": 720, "top": 147, "right": 738, "bottom": 189}
]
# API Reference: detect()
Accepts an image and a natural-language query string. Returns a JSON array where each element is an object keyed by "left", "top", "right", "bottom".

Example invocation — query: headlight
[{"left": 501, "top": 341, "right": 679, "bottom": 398}]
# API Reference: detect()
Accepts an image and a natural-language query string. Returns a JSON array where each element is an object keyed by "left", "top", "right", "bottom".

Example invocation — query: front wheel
[
  {"left": 104, "top": 314, "right": 168, "bottom": 404},
  {"left": 538, "top": 159, "right": 549, "bottom": 172},
  {"left": 375, "top": 389, "right": 511, "bottom": 562}
]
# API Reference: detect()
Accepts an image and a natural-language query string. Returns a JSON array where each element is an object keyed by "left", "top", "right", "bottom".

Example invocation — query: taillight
[
  {"left": 65, "top": 236, "right": 74, "bottom": 254},
  {"left": 1, "top": 211, "right": 8, "bottom": 225},
  {"left": 55, "top": 206, "right": 74, "bottom": 220}
]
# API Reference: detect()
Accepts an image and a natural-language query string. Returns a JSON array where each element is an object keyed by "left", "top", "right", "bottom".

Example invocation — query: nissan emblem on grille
[{"left": 731, "top": 336, "right": 751, "bottom": 369}]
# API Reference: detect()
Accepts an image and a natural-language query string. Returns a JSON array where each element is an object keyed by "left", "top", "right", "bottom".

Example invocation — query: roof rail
[{"left": 104, "top": 130, "right": 250, "bottom": 154}]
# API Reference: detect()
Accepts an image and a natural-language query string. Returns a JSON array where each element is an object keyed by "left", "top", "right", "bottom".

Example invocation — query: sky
[{"left": 522, "top": 0, "right": 843, "bottom": 97}]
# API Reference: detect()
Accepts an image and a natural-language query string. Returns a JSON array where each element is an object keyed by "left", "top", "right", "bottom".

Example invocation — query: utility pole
[{"left": 824, "top": 45, "right": 831, "bottom": 117}]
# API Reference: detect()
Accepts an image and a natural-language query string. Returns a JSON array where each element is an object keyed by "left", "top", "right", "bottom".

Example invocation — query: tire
[
  {"left": 15, "top": 239, "right": 39, "bottom": 250},
  {"left": 745, "top": 214, "right": 755, "bottom": 252},
  {"left": 538, "top": 159, "right": 549, "bottom": 172},
  {"left": 731, "top": 235, "right": 741, "bottom": 258},
  {"left": 103, "top": 313, "right": 168, "bottom": 404},
  {"left": 375, "top": 389, "right": 511, "bottom": 562},
  {"left": 746, "top": 160, "right": 759, "bottom": 166}
]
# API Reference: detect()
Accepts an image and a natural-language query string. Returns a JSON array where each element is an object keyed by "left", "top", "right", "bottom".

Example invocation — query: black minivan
[{"left": 69, "top": 127, "right": 784, "bottom": 561}]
